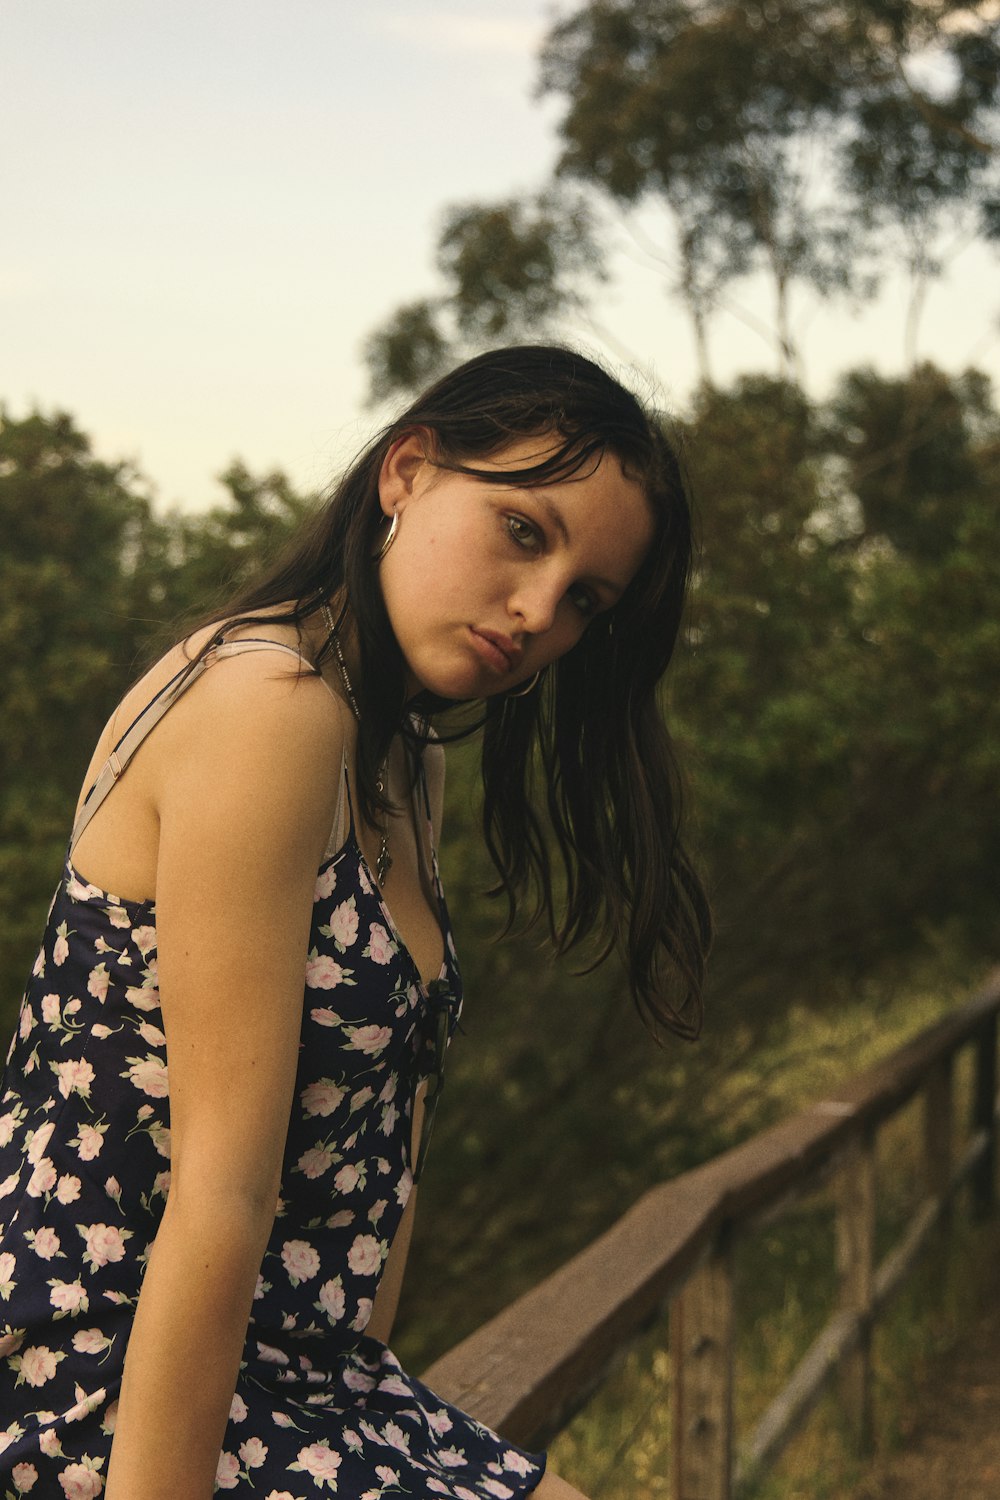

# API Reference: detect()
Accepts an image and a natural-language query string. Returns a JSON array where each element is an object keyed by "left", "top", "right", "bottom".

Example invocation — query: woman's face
[{"left": 376, "top": 432, "right": 655, "bottom": 700}]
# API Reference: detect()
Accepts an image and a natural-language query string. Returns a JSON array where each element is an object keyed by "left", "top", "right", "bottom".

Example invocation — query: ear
[{"left": 377, "top": 430, "right": 432, "bottom": 518}]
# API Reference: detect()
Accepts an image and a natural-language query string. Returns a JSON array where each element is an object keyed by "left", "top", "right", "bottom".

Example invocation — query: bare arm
[{"left": 105, "top": 657, "right": 344, "bottom": 1500}]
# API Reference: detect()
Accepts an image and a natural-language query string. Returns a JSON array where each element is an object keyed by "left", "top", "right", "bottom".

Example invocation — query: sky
[{"left": 3, "top": 0, "right": 998, "bottom": 513}]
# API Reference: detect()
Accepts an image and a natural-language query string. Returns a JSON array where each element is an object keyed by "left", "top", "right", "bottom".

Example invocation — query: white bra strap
[{"left": 69, "top": 639, "right": 314, "bottom": 856}]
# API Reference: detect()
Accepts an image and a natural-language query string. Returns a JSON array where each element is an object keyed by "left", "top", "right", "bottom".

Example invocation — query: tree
[
  {"left": 364, "top": 0, "right": 999, "bottom": 394},
  {"left": 363, "top": 192, "right": 605, "bottom": 405},
  {"left": 0, "top": 412, "right": 316, "bottom": 1032}
]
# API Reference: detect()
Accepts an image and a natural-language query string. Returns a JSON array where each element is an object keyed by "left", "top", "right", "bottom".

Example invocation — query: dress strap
[{"left": 69, "top": 637, "right": 315, "bottom": 857}]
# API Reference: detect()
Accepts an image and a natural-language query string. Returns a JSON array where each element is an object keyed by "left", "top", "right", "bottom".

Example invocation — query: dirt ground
[{"left": 853, "top": 1229, "right": 1000, "bottom": 1500}]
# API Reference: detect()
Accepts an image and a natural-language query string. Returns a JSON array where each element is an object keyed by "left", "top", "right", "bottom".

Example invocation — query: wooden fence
[{"left": 421, "top": 972, "right": 1000, "bottom": 1498}]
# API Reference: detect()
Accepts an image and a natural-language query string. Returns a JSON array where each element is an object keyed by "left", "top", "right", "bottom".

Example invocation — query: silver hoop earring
[
  {"left": 374, "top": 510, "right": 399, "bottom": 561},
  {"left": 507, "top": 671, "right": 541, "bottom": 698}
]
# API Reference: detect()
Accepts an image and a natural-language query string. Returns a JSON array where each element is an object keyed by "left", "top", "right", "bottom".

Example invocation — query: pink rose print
[
  {"left": 124, "top": 1055, "right": 168, "bottom": 1098},
  {"left": 333, "top": 1163, "right": 360, "bottom": 1193},
  {"left": 438, "top": 1447, "right": 468, "bottom": 1467},
  {"left": 257, "top": 1342, "right": 289, "bottom": 1365},
  {"left": 54, "top": 1059, "right": 95, "bottom": 1101},
  {"left": 137, "top": 1022, "right": 166, "bottom": 1048},
  {"left": 72, "top": 1329, "right": 110, "bottom": 1355},
  {"left": 101, "top": 1399, "right": 118, "bottom": 1434},
  {"left": 326, "top": 899, "right": 359, "bottom": 949},
  {"left": 19, "top": 1005, "right": 35, "bottom": 1039},
  {"left": 349, "top": 1086, "right": 374, "bottom": 1113},
  {"left": 73, "top": 1125, "right": 105, "bottom": 1161},
  {"left": 62, "top": 1386, "right": 107, "bottom": 1423},
  {"left": 292, "top": 1441, "right": 342, "bottom": 1486},
  {"left": 270, "top": 1411, "right": 295, "bottom": 1427},
  {"left": 344, "top": 1024, "right": 392, "bottom": 1056},
  {"left": 346, "top": 1234, "right": 381, "bottom": 1277},
  {"left": 52, "top": 927, "right": 70, "bottom": 966},
  {"left": 41, "top": 994, "right": 62, "bottom": 1024},
  {"left": 56, "top": 1175, "right": 82, "bottom": 1205},
  {"left": 11, "top": 1462, "right": 38, "bottom": 1491},
  {"left": 49, "top": 1280, "right": 89, "bottom": 1315},
  {"left": 502, "top": 1450, "right": 534, "bottom": 1476},
  {"left": 0, "top": 1111, "right": 18, "bottom": 1147},
  {"left": 375, "top": 1467, "right": 399, "bottom": 1485},
  {"left": 305, "top": 953, "right": 353, "bottom": 989},
  {"left": 215, "top": 1452, "right": 240, "bottom": 1490},
  {"left": 27, "top": 1121, "right": 55, "bottom": 1164},
  {"left": 0, "top": 1328, "right": 24, "bottom": 1357},
  {"left": 230, "top": 1392, "right": 248, "bottom": 1422},
  {"left": 309, "top": 1007, "right": 342, "bottom": 1027},
  {"left": 86, "top": 963, "right": 111, "bottom": 1003},
  {"left": 326, "top": 1208, "right": 354, "bottom": 1229},
  {"left": 483, "top": 1481, "right": 515, "bottom": 1498},
  {"left": 281, "top": 1240, "right": 320, "bottom": 1284},
  {"left": 26, "top": 1158, "right": 57, "bottom": 1198},
  {"left": 314, "top": 863, "right": 338, "bottom": 900},
  {"left": 365, "top": 923, "right": 395, "bottom": 965},
  {"left": 382, "top": 1421, "right": 410, "bottom": 1454},
  {"left": 317, "top": 1278, "right": 345, "bottom": 1323},
  {"left": 57, "top": 1462, "right": 104, "bottom": 1500},
  {"left": 13, "top": 1344, "right": 64, "bottom": 1387},
  {"left": 296, "top": 1145, "right": 336, "bottom": 1180},
  {"left": 426, "top": 1482, "right": 451, "bottom": 1496},
  {"left": 300, "top": 1078, "right": 345, "bottom": 1117},
  {"left": 343, "top": 1366, "right": 376, "bottom": 1392},
  {"left": 263, "top": 1494, "right": 298, "bottom": 1500},
  {"left": 125, "top": 985, "right": 158, "bottom": 1012},
  {"left": 349, "top": 1297, "right": 373, "bottom": 1333},
  {"left": 90, "top": 1024, "right": 113, "bottom": 1040},
  {"left": 106, "top": 904, "right": 131, "bottom": 929},
  {"left": 238, "top": 1438, "right": 268, "bottom": 1468},
  {"left": 427, "top": 1409, "right": 453, "bottom": 1436},
  {"left": 377, "top": 1374, "right": 410, "bottom": 1397},
  {"left": 30, "top": 1227, "right": 61, "bottom": 1259},
  {"left": 131, "top": 924, "right": 156, "bottom": 954},
  {"left": 0, "top": 1251, "right": 14, "bottom": 1295},
  {"left": 79, "top": 1223, "right": 131, "bottom": 1271}
]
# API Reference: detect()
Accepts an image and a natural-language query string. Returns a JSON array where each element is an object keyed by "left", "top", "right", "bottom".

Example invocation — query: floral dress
[{"left": 0, "top": 639, "right": 545, "bottom": 1499}]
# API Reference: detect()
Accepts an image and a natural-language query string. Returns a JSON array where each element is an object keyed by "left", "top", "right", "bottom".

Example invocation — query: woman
[{"left": 0, "top": 345, "right": 710, "bottom": 1499}]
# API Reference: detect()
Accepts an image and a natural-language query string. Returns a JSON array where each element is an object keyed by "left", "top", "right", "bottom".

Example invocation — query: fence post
[
  {"left": 972, "top": 1013, "right": 998, "bottom": 1221},
  {"left": 835, "top": 1129, "right": 876, "bottom": 1454},
  {"left": 670, "top": 1232, "right": 735, "bottom": 1500}
]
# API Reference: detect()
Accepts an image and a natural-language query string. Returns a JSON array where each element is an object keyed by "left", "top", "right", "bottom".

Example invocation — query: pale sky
[{"left": 3, "top": 0, "right": 998, "bottom": 512}]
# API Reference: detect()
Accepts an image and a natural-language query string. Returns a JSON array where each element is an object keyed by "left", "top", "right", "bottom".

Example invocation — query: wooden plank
[
  {"left": 671, "top": 1235, "right": 735, "bottom": 1500},
  {"left": 421, "top": 977, "right": 1000, "bottom": 1445}
]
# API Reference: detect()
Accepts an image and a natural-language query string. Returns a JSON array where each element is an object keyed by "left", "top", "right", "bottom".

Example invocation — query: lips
[{"left": 469, "top": 628, "right": 523, "bottom": 674}]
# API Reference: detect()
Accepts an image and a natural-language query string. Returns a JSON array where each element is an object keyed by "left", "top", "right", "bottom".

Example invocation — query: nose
[{"left": 508, "top": 572, "right": 562, "bottom": 637}]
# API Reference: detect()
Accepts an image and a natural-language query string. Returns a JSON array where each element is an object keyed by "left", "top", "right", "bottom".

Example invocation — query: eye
[{"left": 506, "top": 515, "right": 541, "bottom": 550}]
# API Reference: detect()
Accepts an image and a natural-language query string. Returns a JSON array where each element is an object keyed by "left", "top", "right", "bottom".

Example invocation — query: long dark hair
[{"left": 197, "top": 345, "right": 711, "bottom": 1040}]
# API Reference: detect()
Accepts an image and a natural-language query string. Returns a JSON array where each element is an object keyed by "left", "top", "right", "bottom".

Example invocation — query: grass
[{"left": 538, "top": 966, "right": 996, "bottom": 1499}]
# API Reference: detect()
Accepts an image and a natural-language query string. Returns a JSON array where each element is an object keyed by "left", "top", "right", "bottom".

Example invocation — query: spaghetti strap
[{"left": 69, "top": 636, "right": 318, "bottom": 856}]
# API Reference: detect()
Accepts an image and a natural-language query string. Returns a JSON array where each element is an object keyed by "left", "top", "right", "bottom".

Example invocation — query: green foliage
[
  {"left": 0, "top": 411, "right": 315, "bottom": 1032},
  {"left": 363, "top": 0, "right": 999, "bottom": 388},
  {"left": 362, "top": 192, "right": 606, "bottom": 404}
]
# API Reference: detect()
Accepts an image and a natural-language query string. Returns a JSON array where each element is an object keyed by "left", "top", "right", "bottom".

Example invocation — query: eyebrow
[{"left": 531, "top": 490, "right": 627, "bottom": 599}]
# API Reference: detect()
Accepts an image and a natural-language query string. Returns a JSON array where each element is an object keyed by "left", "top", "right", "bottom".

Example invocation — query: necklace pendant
[{"left": 376, "top": 842, "right": 393, "bottom": 885}]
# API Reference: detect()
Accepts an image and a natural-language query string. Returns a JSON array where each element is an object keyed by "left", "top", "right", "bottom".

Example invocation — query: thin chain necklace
[{"left": 321, "top": 603, "right": 393, "bottom": 885}]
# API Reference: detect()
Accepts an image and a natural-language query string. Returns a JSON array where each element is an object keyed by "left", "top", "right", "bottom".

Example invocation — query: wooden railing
[{"left": 421, "top": 972, "right": 1000, "bottom": 1498}]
